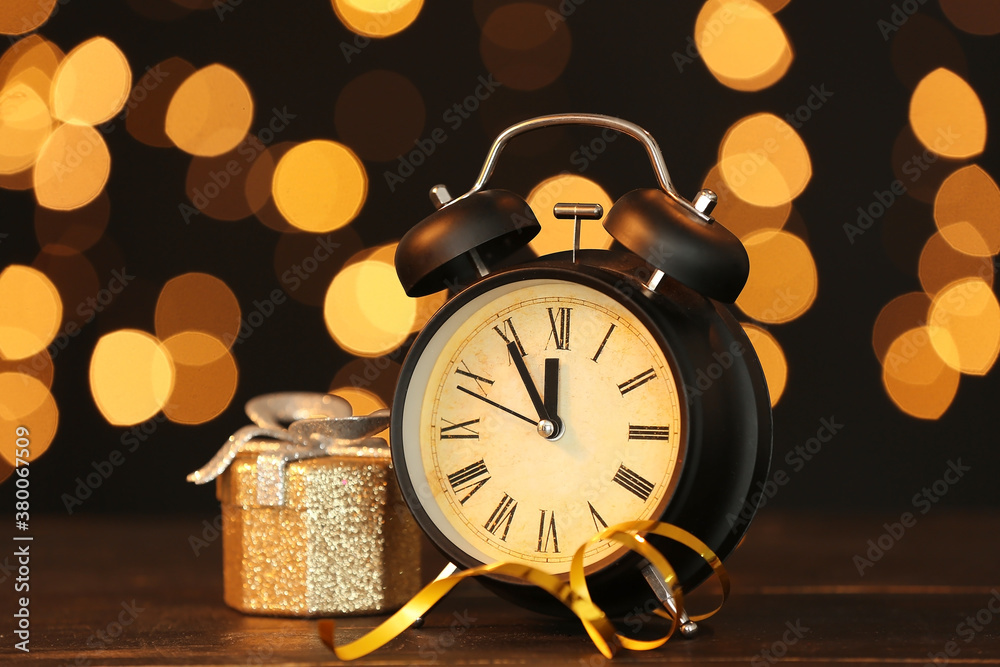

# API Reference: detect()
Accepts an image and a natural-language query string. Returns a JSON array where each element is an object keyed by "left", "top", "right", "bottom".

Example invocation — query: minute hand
[
  {"left": 456, "top": 386, "right": 536, "bottom": 426},
  {"left": 508, "top": 341, "right": 550, "bottom": 422}
]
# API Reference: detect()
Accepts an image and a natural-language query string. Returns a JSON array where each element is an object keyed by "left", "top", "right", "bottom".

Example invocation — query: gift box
[
  {"left": 188, "top": 394, "right": 423, "bottom": 618},
  {"left": 215, "top": 442, "right": 422, "bottom": 616}
]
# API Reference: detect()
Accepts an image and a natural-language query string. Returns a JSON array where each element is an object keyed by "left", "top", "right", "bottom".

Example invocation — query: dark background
[{"left": 2, "top": 0, "right": 998, "bottom": 516}]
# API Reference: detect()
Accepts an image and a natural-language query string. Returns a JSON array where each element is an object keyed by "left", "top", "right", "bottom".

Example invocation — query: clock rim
[{"left": 391, "top": 263, "right": 691, "bottom": 583}]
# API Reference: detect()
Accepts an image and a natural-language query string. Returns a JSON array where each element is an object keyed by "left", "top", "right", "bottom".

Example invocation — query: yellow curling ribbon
[{"left": 318, "top": 520, "right": 728, "bottom": 661}]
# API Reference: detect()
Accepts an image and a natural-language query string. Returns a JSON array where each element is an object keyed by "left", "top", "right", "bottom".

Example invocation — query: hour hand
[{"left": 544, "top": 358, "right": 560, "bottom": 422}]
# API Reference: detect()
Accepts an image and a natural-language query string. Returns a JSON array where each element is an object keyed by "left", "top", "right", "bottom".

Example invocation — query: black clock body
[{"left": 391, "top": 248, "right": 772, "bottom": 618}]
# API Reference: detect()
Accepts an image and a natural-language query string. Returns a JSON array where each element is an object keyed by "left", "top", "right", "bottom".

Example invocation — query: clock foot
[{"left": 640, "top": 563, "right": 699, "bottom": 638}]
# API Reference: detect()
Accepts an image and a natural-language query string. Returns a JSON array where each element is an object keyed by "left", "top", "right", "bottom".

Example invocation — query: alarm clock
[{"left": 390, "top": 114, "right": 772, "bottom": 619}]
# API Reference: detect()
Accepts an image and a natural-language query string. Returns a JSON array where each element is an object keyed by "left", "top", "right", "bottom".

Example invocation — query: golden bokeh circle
[
  {"left": 155, "top": 272, "right": 242, "bottom": 348},
  {"left": 0, "top": 264, "right": 63, "bottom": 360},
  {"left": 741, "top": 323, "right": 787, "bottom": 406},
  {"left": 735, "top": 229, "right": 817, "bottom": 324},
  {"left": 703, "top": 163, "right": 790, "bottom": 239},
  {"left": 695, "top": 0, "right": 793, "bottom": 92},
  {"left": 933, "top": 165, "right": 1000, "bottom": 256},
  {"left": 126, "top": 56, "right": 197, "bottom": 148},
  {"left": 165, "top": 64, "right": 254, "bottom": 157},
  {"left": 719, "top": 113, "right": 811, "bottom": 207},
  {"left": 34, "top": 123, "right": 111, "bottom": 211},
  {"left": 162, "top": 331, "right": 238, "bottom": 424},
  {"left": 0, "top": 348, "right": 54, "bottom": 390},
  {"left": 0, "top": 373, "right": 58, "bottom": 465},
  {"left": 918, "top": 226, "right": 993, "bottom": 296},
  {"left": 0, "top": 0, "right": 57, "bottom": 35},
  {"left": 332, "top": 0, "right": 423, "bottom": 38},
  {"left": 939, "top": 0, "right": 1000, "bottom": 36},
  {"left": 872, "top": 292, "right": 932, "bottom": 363},
  {"left": 882, "top": 326, "right": 960, "bottom": 420},
  {"left": 909, "top": 68, "right": 986, "bottom": 160},
  {"left": 329, "top": 385, "right": 388, "bottom": 416},
  {"left": 90, "top": 330, "right": 175, "bottom": 426},
  {"left": 928, "top": 278, "right": 1000, "bottom": 376},
  {"left": 331, "top": 357, "right": 401, "bottom": 408},
  {"left": 51, "top": 37, "right": 132, "bottom": 126},
  {"left": 0, "top": 35, "right": 63, "bottom": 99},
  {"left": 273, "top": 140, "right": 367, "bottom": 233},
  {"left": 0, "top": 82, "right": 53, "bottom": 176},
  {"left": 324, "top": 259, "right": 416, "bottom": 357},
  {"left": 480, "top": 2, "right": 572, "bottom": 91}
]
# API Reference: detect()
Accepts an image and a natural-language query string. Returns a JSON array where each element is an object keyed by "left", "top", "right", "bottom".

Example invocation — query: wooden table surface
[{"left": 4, "top": 510, "right": 999, "bottom": 665}]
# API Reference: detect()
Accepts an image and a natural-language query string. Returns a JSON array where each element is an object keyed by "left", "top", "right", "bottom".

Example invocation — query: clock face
[{"left": 396, "top": 276, "right": 685, "bottom": 575}]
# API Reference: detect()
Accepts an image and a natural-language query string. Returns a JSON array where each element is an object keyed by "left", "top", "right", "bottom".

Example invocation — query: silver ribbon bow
[{"left": 186, "top": 392, "right": 391, "bottom": 507}]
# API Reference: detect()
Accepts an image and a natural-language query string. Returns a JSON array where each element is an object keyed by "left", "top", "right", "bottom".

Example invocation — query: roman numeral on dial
[
  {"left": 628, "top": 424, "right": 670, "bottom": 441},
  {"left": 546, "top": 307, "right": 571, "bottom": 350},
  {"left": 592, "top": 324, "right": 615, "bottom": 362},
  {"left": 447, "top": 460, "right": 491, "bottom": 504},
  {"left": 455, "top": 361, "right": 493, "bottom": 395},
  {"left": 440, "top": 418, "right": 480, "bottom": 439},
  {"left": 484, "top": 493, "right": 517, "bottom": 541},
  {"left": 612, "top": 463, "right": 655, "bottom": 501},
  {"left": 536, "top": 510, "right": 559, "bottom": 553},
  {"left": 618, "top": 368, "right": 656, "bottom": 395},
  {"left": 493, "top": 318, "right": 526, "bottom": 360}
]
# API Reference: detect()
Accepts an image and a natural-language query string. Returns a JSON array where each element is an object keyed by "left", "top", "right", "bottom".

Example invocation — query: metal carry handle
[{"left": 438, "top": 113, "right": 706, "bottom": 218}]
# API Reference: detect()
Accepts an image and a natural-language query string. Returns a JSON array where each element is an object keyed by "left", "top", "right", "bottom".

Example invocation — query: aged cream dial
[{"left": 398, "top": 278, "right": 683, "bottom": 575}]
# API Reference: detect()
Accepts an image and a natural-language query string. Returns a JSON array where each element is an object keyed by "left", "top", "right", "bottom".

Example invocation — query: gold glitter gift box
[{"left": 215, "top": 440, "right": 422, "bottom": 617}]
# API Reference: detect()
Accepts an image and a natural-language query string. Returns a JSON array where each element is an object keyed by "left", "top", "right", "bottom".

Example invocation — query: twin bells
[{"left": 395, "top": 114, "right": 751, "bottom": 304}]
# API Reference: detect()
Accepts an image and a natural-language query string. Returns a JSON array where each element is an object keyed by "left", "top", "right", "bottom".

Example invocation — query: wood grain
[{"left": 6, "top": 511, "right": 999, "bottom": 664}]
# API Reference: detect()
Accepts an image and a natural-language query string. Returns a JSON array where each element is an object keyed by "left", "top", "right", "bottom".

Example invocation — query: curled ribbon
[{"left": 318, "top": 520, "right": 729, "bottom": 660}]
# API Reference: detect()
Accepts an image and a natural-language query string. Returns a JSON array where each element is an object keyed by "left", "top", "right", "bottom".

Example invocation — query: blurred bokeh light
[
  {"left": 161, "top": 331, "right": 238, "bottom": 424},
  {"left": 933, "top": 165, "right": 1000, "bottom": 256},
  {"left": 90, "top": 330, "right": 175, "bottom": 426},
  {"left": 0, "top": 83, "right": 54, "bottom": 177},
  {"left": 918, "top": 227, "right": 993, "bottom": 296},
  {"left": 480, "top": 2, "right": 571, "bottom": 91},
  {"left": 0, "top": 0, "right": 57, "bottom": 35},
  {"left": 928, "top": 278, "right": 1000, "bottom": 376},
  {"left": 126, "top": 56, "right": 196, "bottom": 148},
  {"left": 909, "top": 68, "right": 986, "bottom": 160},
  {"left": 938, "top": 0, "right": 1000, "bottom": 36},
  {"left": 882, "top": 326, "right": 960, "bottom": 420},
  {"left": 155, "top": 273, "right": 242, "bottom": 348},
  {"left": 165, "top": 64, "right": 254, "bottom": 157},
  {"left": 0, "top": 373, "right": 58, "bottom": 465},
  {"left": 873, "top": 292, "right": 933, "bottom": 364},
  {"left": 331, "top": 0, "right": 423, "bottom": 38},
  {"left": 329, "top": 385, "right": 388, "bottom": 416},
  {"left": 51, "top": 37, "right": 131, "bottom": 126},
  {"left": 736, "top": 229, "right": 817, "bottom": 323},
  {"left": 0, "top": 265, "right": 63, "bottom": 360},
  {"left": 695, "top": 0, "right": 792, "bottom": 91},
  {"left": 741, "top": 323, "right": 787, "bottom": 406},
  {"left": 272, "top": 140, "right": 367, "bottom": 233},
  {"left": 719, "top": 113, "right": 811, "bottom": 207},
  {"left": 324, "top": 254, "right": 416, "bottom": 357},
  {"left": 33, "top": 123, "right": 111, "bottom": 210},
  {"left": 703, "top": 163, "right": 790, "bottom": 239}
]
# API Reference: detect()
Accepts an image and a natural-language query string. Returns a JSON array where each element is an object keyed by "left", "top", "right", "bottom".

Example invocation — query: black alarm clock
[{"left": 389, "top": 114, "right": 771, "bottom": 621}]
